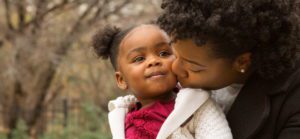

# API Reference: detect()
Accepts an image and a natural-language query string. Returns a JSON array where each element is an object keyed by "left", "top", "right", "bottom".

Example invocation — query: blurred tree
[{"left": 0, "top": 0, "right": 162, "bottom": 138}]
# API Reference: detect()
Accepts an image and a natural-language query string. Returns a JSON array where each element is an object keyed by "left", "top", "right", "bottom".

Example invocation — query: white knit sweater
[
  {"left": 167, "top": 98, "right": 232, "bottom": 139},
  {"left": 156, "top": 88, "right": 232, "bottom": 139}
]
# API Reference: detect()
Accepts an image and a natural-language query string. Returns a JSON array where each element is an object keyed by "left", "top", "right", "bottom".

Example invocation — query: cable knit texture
[
  {"left": 168, "top": 98, "right": 232, "bottom": 139},
  {"left": 108, "top": 95, "right": 138, "bottom": 113}
]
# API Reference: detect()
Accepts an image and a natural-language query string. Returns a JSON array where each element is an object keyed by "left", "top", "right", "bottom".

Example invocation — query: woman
[{"left": 157, "top": 0, "right": 300, "bottom": 138}]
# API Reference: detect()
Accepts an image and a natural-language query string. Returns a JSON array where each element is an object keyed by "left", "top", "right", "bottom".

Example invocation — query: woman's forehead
[{"left": 172, "top": 39, "right": 216, "bottom": 60}]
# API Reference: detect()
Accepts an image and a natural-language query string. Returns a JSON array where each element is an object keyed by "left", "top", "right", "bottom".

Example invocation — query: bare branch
[
  {"left": 68, "top": 0, "right": 98, "bottom": 35},
  {"left": 55, "top": 1, "right": 100, "bottom": 58},
  {"left": 87, "top": 64, "right": 101, "bottom": 93},
  {"left": 88, "top": 0, "right": 132, "bottom": 25},
  {"left": 26, "top": 62, "right": 56, "bottom": 129},
  {"left": 43, "top": 85, "right": 63, "bottom": 107},
  {"left": 88, "top": 0, "right": 110, "bottom": 24},
  {"left": 17, "top": 0, "right": 26, "bottom": 32},
  {"left": 3, "top": 0, "right": 15, "bottom": 31},
  {"left": 33, "top": 0, "right": 48, "bottom": 28},
  {"left": 24, "top": 0, "right": 70, "bottom": 28},
  {"left": 105, "top": 0, "right": 131, "bottom": 17},
  {"left": 58, "top": 0, "right": 132, "bottom": 58}
]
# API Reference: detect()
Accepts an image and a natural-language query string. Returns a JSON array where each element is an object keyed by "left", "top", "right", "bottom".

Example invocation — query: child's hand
[{"left": 108, "top": 95, "right": 138, "bottom": 113}]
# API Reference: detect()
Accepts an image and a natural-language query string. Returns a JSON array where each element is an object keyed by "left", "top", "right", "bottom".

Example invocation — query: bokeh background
[{"left": 0, "top": 0, "right": 162, "bottom": 138}]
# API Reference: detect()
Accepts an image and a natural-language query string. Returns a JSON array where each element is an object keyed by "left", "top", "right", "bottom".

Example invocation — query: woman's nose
[{"left": 172, "top": 58, "right": 188, "bottom": 78}]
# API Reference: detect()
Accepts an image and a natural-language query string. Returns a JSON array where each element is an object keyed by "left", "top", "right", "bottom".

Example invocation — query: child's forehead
[
  {"left": 120, "top": 25, "right": 170, "bottom": 49},
  {"left": 124, "top": 24, "right": 163, "bottom": 40}
]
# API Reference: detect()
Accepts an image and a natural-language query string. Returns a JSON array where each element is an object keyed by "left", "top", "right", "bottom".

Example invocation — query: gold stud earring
[{"left": 240, "top": 69, "right": 245, "bottom": 73}]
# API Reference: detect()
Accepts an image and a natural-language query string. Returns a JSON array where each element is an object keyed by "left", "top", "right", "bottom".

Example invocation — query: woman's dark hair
[
  {"left": 157, "top": 0, "right": 300, "bottom": 78},
  {"left": 92, "top": 25, "right": 136, "bottom": 70}
]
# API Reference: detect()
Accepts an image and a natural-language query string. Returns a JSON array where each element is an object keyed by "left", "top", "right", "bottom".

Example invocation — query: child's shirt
[{"left": 125, "top": 99, "right": 175, "bottom": 139}]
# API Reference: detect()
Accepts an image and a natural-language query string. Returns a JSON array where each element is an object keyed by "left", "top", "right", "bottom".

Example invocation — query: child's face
[
  {"left": 171, "top": 39, "right": 242, "bottom": 90},
  {"left": 115, "top": 25, "right": 177, "bottom": 99}
]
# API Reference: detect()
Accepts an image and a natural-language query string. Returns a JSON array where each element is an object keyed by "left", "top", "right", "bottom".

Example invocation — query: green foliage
[
  {"left": 40, "top": 101, "right": 111, "bottom": 139},
  {"left": 0, "top": 133, "right": 7, "bottom": 139},
  {"left": 11, "top": 119, "right": 29, "bottom": 139},
  {"left": 0, "top": 119, "right": 29, "bottom": 139},
  {"left": 0, "top": 101, "right": 111, "bottom": 139}
]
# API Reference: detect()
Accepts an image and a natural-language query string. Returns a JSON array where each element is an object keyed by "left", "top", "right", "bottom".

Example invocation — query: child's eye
[
  {"left": 159, "top": 51, "right": 171, "bottom": 57},
  {"left": 133, "top": 56, "right": 145, "bottom": 63}
]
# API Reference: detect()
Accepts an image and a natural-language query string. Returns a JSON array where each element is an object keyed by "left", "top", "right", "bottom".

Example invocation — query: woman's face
[{"left": 171, "top": 39, "right": 242, "bottom": 90}]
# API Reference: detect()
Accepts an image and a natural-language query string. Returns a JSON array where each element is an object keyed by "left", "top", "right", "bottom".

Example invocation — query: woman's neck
[{"left": 138, "top": 91, "right": 175, "bottom": 109}]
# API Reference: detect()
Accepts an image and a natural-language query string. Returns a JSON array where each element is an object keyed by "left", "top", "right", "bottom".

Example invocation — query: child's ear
[
  {"left": 233, "top": 52, "right": 251, "bottom": 73},
  {"left": 115, "top": 71, "right": 128, "bottom": 90}
]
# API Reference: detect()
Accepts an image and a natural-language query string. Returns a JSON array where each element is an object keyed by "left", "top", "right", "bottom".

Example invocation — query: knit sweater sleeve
[
  {"left": 192, "top": 98, "right": 233, "bottom": 139},
  {"left": 107, "top": 95, "right": 137, "bottom": 139}
]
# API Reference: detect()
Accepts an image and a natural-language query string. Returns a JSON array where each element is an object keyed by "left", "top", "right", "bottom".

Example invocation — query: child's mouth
[{"left": 145, "top": 71, "right": 166, "bottom": 79}]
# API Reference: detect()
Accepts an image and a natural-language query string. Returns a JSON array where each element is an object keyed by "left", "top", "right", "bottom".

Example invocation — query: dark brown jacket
[{"left": 227, "top": 61, "right": 300, "bottom": 139}]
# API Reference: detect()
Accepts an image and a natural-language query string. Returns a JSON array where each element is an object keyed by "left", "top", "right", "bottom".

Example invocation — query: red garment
[{"left": 125, "top": 99, "right": 175, "bottom": 139}]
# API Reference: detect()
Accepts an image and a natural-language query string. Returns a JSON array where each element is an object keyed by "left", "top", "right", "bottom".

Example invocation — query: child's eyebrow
[{"left": 127, "top": 47, "right": 146, "bottom": 58}]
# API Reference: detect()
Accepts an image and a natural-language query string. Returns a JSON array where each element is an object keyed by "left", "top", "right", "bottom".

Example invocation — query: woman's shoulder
[
  {"left": 193, "top": 98, "right": 224, "bottom": 119},
  {"left": 180, "top": 98, "right": 232, "bottom": 139},
  {"left": 182, "top": 98, "right": 226, "bottom": 129},
  {"left": 275, "top": 59, "right": 300, "bottom": 94},
  {"left": 278, "top": 60, "right": 300, "bottom": 110},
  {"left": 244, "top": 59, "right": 300, "bottom": 96}
]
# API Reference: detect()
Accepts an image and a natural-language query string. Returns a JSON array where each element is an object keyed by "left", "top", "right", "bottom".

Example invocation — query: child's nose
[{"left": 147, "top": 56, "right": 162, "bottom": 67}]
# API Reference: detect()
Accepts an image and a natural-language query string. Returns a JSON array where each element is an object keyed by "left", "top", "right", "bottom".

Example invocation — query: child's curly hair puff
[{"left": 92, "top": 25, "right": 135, "bottom": 70}]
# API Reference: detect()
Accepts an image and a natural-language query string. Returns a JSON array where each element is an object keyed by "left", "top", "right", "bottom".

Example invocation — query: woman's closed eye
[{"left": 189, "top": 64, "right": 207, "bottom": 72}]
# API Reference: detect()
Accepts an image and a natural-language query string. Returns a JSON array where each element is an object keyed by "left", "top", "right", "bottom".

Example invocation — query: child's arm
[
  {"left": 193, "top": 98, "right": 233, "bottom": 139},
  {"left": 108, "top": 95, "right": 137, "bottom": 139}
]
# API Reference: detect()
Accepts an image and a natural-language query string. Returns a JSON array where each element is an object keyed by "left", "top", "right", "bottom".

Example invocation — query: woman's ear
[
  {"left": 233, "top": 52, "right": 251, "bottom": 73},
  {"left": 115, "top": 71, "right": 128, "bottom": 90}
]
